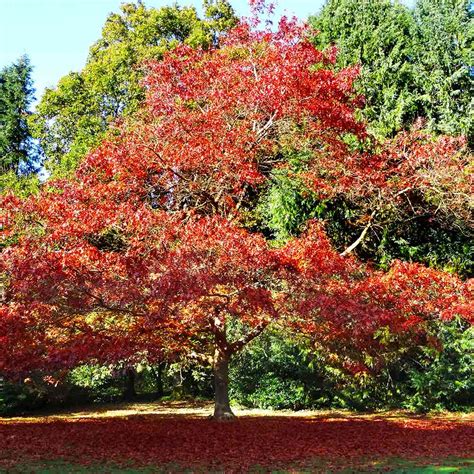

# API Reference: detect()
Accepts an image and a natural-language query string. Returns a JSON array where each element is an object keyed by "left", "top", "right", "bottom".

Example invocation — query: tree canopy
[
  {"left": 414, "top": 0, "right": 474, "bottom": 141},
  {"left": 1, "top": 13, "right": 472, "bottom": 419},
  {"left": 29, "top": 0, "right": 237, "bottom": 178},
  {"left": 311, "top": 0, "right": 420, "bottom": 138},
  {"left": 264, "top": 0, "right": 474, "bottom": 277},
  {"left": 310, "top": 0, "right": 473, "bottom": 140}
]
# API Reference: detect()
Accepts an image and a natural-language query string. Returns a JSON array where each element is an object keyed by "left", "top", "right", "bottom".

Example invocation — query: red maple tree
[{"left": 0, "top": 13, "right": 472, "bottom": 419}]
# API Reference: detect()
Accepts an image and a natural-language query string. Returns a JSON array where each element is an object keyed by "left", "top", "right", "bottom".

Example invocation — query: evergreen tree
[
  {"left": 414, "top": 0, "right": 474, "bottom": 141},
  {"left": 0, "top": 56, "right": 38, "bottom": 174},
  {"left": 310, "top": 0, "right": 473, "bottom": 140},
  {"left": 310, "top": 0, "right": 421, "bottom": 138}
]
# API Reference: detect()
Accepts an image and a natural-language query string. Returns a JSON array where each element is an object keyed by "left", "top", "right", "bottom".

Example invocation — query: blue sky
[{"left": 0, "top": 0, "right": 415, "bottom": 104}]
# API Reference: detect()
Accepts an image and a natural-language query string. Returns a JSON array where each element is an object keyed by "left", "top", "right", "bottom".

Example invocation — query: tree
[
  {"left": 259, "top": 121, "right": 474, "bottom": 276},
  {"left": 310, "top": 0, "right": 474, "bottom": 141},
  {"left": 1, "top": 14, "right": 472, "bottom": 420},
  {"left": 281, "top": 0, "right": 473, "bottom": 277},
  {"left": 413, "top": 0, "right": 474, "bottom": 141},
  {"left": 310, "top": 0, "right": 421, "bottom": 138},
  {"left": 29, "top": 1, "right": 236, "bottom": 178},
  {"left": 0, "top": 56, "right": 39, "bottom": 176}
]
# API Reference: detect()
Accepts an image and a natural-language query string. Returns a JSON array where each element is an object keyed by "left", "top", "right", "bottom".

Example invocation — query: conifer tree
[{"left": 0, "top": 56, "right": 38, "bottom": 175}]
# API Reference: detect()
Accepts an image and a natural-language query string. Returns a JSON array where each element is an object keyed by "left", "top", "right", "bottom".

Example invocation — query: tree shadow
[{"left": 1, "top": 409, "right": 473, "bottom": 471}]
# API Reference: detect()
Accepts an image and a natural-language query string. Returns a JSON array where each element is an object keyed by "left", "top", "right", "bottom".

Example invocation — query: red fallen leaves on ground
[{"left": 1, "top": 414, "right": 473, "bottom": 470}]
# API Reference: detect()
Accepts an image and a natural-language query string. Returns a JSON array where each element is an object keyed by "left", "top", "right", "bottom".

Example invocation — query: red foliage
[
  {"left": 0, "top": 9, "right": 472, "bottom": 386},
  {"left": 0, "top": 414, "right": 473, "bottom": 471}
]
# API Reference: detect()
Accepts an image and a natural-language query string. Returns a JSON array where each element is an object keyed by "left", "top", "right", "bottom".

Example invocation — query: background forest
[{"left": 0, "top": 0, "right": 472, "bottom": 415}]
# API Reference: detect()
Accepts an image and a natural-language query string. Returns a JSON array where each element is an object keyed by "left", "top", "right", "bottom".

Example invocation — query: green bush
[
  {"left": 401, "top": 319, "right": 473, "bottom": 411},
  {"left": 0, "top": 379, "right": 46, "bottom": 415},
  {"left": 230, "top": 330, "right": 333, "bottom": 410},
  {"left": 68, "top": 365, "right": 123, "bottom": 403},
  {"left": 229, "top": 321, "right": 473, "bottom": 413}
]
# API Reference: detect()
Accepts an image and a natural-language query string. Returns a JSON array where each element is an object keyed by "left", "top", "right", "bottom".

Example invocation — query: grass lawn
[{"left": 1, "top": 402, "right": 473, "bottom": 472}]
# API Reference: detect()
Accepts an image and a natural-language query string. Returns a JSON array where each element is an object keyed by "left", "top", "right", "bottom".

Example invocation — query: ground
[{"left": 1, "top": 402, "right": 473, "bottom": 472}]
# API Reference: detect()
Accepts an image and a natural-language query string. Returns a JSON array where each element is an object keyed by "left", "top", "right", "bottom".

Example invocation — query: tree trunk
[
  {"left": 213, "top": 348, "right": 235, "bottom": 420},
  {"left": 123, "top": 367, "right": 136, "bottom": 401},
  {"left": 153, "top": 362, "right": 165, "bottom": 399}
]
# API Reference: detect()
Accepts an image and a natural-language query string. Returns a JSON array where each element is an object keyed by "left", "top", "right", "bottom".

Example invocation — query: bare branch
[{"left": 340, "top": 210, "right": 376, "bottom": 257}]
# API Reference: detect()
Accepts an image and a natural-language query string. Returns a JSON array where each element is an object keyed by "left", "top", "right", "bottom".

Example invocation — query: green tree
[
  {"left": 0, "top": 56, "right": 38, "bottom": 174},
  {"left": 414, "top": 0, "right": 474, "bottom": 140},
  {"left": 259, "top": 142, "right": 473, "bottom": 277},
  {"left": 271, "top": 1, "right": 474, "bottom": 276},
  {"left": 310, "top": 0, "right": 421, "bottom": 138},
  {"left": 30, "top": 0, "right": 236, "bottom": 178}
]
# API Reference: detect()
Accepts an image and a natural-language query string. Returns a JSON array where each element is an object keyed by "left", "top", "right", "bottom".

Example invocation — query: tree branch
[
  {"left": 340, "top": 210, "right": 376, "bottom": 257},
  {"left": 228, "top": 322, "right": 268, "bottom": 354}
]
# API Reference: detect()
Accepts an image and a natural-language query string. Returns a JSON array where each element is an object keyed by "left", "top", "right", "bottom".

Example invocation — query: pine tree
[{"left": 0, "top": 56, "right": 38, "bottom": 174}]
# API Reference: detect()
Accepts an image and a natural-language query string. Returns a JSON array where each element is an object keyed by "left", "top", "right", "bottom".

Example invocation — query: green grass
[{"left": 4, "top": 458, "right": 473, "bottom": 473}]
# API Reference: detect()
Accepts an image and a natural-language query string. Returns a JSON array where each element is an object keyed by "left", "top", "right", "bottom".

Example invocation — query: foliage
[
  {"left": 0, "top": 364, "right": 167, "bottom": 414},
  {"left": 0, "top": 372, "right": 91, "bottom": 415},
  {"left": 230, "top": 319, "right": 474, "bottom": 412},
  {"left": 264, "top": 0, "right": 474, "bottom": 276},
  {"left": 0, "top": 56, "right": 40, "bottom": 176},
  {"left": 414, "top": 0, "right": 474, "bottom": 141},
  {"left": 0, "top": 169, "right": 41, "bottom": 199},
  {"left": 2, "top": 319, "right": 470, "bottom": 414},
  {"left": 310, "top": 0, "right": 474, "bottom": 141},
  {"left": 1, "top": 8, "right": 472, "bottom": 419},
  {"left": 30, "top": 1, "right": 237, "bottom": 178},
  {"left": 230, "top": 330, "right": 332, "bottom": 410},
  {"left": 327, "top": 318, "right": 474, "bottom": 411},
  {"left": 0, "top": 378, "right": 45, "bottom": 415},
  {"left": 68, "top": 365, "right": 124, "bottom": 403},
  {"left": 401, "top": 319, "right": 474, "bottom": 411},
  {"left": 310, "top": 0, "right": 421, "bottom": 138},
  {"left": 260, "top": 127, "right": 473, "bottom": 277}
]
